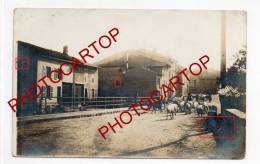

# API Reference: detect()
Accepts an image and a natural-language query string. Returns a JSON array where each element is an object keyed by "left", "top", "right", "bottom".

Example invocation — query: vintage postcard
[{"left": 12, "top": 9, "right": 246, "bottom": 159}]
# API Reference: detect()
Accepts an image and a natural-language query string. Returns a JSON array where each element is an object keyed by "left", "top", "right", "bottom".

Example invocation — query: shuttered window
[
  {"left": 47, "top": 86, "right": 53, "bottom": 98},
  {"left": 46, "top": 66, "right": 51, "bottom": 77}
]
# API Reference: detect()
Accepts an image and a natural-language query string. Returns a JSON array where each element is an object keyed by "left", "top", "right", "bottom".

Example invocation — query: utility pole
[
  {"left": 220, "top": 11, "right": 226, "bottom": 87},
  {"left": 126, "top": 52, "right": 129, "bottom": 70},
  {"left": 72, "top": 70, "right": 75, "bottom": 108}
]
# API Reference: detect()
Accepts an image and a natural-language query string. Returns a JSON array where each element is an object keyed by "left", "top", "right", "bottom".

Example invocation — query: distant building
[
  {"left": 176, "top": 65, "right": 190, "bottom": 96},
  {"left": 95, "top": 49, "right": 186, "bottom": 98},
  {"left": 188, "top": 69, "right": 220, "bottom": 94},
  {"left": 17, "top": 41, "right": 98, "bottom": 116}
]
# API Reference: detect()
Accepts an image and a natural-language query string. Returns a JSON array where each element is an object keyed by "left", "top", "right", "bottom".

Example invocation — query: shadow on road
[
  {"left": 154, "top": 118, "right": 175, "bottom": 122},
  {"left": 117, "top": 132, "right": 209, "bottom": 156}
]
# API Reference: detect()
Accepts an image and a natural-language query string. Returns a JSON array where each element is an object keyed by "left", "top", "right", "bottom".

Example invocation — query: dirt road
[{"left": 17, "top": 111, "right": 217, "bottom": 158}]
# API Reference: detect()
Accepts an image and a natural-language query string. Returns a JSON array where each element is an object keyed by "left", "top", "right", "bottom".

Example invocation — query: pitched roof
[
  {"left": 17, "top": 41, "right": 97, "bottom": 69},
  {"left": 95, "top": 49, "right": 177, "bottom": 67}
]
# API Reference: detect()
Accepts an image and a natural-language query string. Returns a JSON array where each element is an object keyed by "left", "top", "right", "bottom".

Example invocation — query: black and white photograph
[{"left": 11, "top": 9, "right": 247, "bottom": 159}]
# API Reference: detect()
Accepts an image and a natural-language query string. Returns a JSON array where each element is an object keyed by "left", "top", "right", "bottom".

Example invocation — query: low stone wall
[{"left": 224, "top": 108, "right": 246, "bottom": 158}]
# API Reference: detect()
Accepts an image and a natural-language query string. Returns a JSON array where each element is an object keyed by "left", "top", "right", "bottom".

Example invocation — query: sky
[{"left": 14, "top": 9, "right": 246, "bottom": 71}]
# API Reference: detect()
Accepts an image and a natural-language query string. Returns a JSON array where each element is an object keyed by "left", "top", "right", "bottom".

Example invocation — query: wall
[{"left": 37, "top": 60, "right": 98, "bottom": 106}]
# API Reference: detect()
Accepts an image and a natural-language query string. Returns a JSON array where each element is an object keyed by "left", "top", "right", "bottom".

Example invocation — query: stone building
[
  {"left": 16, "top": 41, "right": 98, "bottom": 116},
  {"left": 188, "top": 69, "right": 220, "bottom": 94},
  {"left": 95, "top": 49, "right": 186, "bottom": 98}
]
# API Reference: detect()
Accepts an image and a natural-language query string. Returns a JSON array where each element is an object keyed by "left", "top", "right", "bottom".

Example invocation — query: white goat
[{"left": 166, "top": 103, "right": 178, "bottom": 119}]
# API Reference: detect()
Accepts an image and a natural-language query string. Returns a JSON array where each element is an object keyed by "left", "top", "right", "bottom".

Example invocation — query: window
[
  {"left": 92, "top": 78, "right": 94, "bottom": 83},
  {"left": 47, "top": 86, "right": 53, "bottom": 98},
  {"left": 47, "top": 86, "right": 50, "bottom": 98},
  {"left": 75, "top": 85, "right": 82, "bottom": 97},
  {"left": 113, "top": 76, "right": 123, "bottom": 88},
  {"left": 54, "top": 69, "right": 62, "bottom": 80},
  {"left": 54, "top": 71, "right": 59, "bottom": 80},
  {"left": 57, "top": 86, "right": 61, "bottom": 98},
  {"left": 46, "top": 66, "right": 51, "bottom": 77},
  {"left": 115, "top": 80, "right": 121, "bottom": 86},
  {"left": 41, "top": 86, "right": 46, "bottom": 97}
]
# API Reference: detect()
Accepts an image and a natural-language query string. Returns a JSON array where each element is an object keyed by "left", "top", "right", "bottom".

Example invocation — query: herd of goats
[{"left": 151, "top": 94, "right": 212, "bottom": 119}]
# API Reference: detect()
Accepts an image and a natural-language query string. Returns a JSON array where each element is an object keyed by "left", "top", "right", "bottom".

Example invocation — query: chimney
[{"left": 63, "top": 45, "right": 68, "bottom": 55}]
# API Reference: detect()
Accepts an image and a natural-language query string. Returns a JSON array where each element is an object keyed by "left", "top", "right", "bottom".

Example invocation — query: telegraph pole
[{"left": 220, "top": 11, "right": 226, "bottom": 87}]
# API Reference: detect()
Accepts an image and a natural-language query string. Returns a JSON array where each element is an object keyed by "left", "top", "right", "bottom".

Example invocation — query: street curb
[{"left": 17, "top": 108, "right": 147, "bottom": 126}]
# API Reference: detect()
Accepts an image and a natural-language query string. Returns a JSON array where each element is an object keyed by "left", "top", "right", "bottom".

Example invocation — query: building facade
[
  {"left": 188, "top": 69, "right": 220, "bottom": 94},
  {"left": 17, "top": 41, "right": 98, "bottom": 116},
  {"left": 95, "top": 49, "right": 186, "bottom": 98}
]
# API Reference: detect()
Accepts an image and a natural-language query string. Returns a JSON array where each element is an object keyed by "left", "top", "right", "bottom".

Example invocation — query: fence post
[
  {"left": 39, "top": 97, "right": 42, "bottom": 114},
  {"left": 61, "top": 96, "right": 63, "bottom": 108},
  {"left": 95, "top": 97, "right": 97, "bottom": 109},
  {"left": 44, "top": 96, "right": 47, "bottom": 113},
  {"left": 112, "top": 97, "right": 114, "bottom": 109},
  {"left": 105, "top": 97, "right": 106, "bottom": 109}
]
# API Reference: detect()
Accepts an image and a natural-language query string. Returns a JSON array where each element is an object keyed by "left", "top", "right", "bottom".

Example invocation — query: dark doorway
[
  {"left": 75, "top": 84, "right": 84, "bottom": 105},
  {"left": 84, "top": 88, "right": 88, "bottom": 103},
  {"left": 57, "top": 86, "right": 61, "bottom": 105},
  {"left": 91, "top": 89, "right": 95, "bottom": 98},
  {"left": 62, "top": 82, "right": 73, "bottom": 106}
]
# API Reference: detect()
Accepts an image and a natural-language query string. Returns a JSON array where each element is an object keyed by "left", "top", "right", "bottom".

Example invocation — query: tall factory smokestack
[{"left": 220, "top": 12, "right": 226, "bottom": 85}]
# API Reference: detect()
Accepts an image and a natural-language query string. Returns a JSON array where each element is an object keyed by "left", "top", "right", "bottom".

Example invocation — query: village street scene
[
  {"left": 14, "top": 9, "right": 246, "bottom": 159},
  {"left": 17, "top": 102, "right": 218, "bottom": 158}
]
